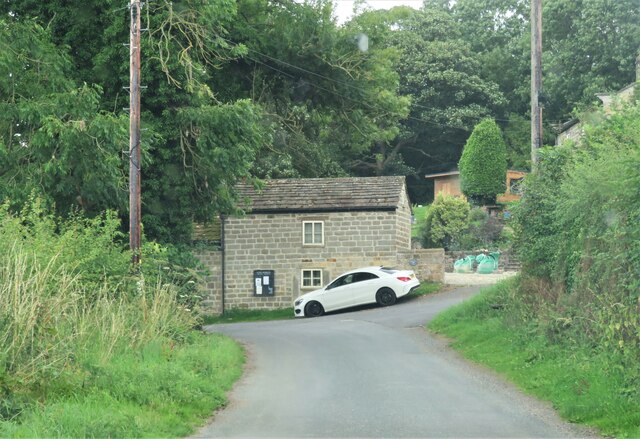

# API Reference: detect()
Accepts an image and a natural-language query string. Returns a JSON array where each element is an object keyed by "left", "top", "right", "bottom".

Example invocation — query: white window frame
[
  {"left": 302, "top": 221, "right": 324, "bottom": 246},
  {"left": 301, "top": 269, "right": 323, "bottom": 289}
]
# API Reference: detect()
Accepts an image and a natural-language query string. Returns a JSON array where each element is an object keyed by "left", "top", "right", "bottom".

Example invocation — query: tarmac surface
[{"left": 193, "top": 278, "right": 596, "bottom": 438}]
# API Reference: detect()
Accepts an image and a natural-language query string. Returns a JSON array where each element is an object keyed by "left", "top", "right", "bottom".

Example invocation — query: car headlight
[{"left": 294, "top": 298, "right": 304, "bottom": 306}]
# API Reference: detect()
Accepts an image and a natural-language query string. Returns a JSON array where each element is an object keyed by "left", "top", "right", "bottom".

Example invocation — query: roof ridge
[{"left": 236, "top": 176, "right": 406, "bottom": 213}]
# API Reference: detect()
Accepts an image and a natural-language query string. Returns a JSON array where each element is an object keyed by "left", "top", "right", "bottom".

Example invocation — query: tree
[
  {"left": 543, "top": 0, "right": 640, "bottom": 121},
  {"left": 458, "top": 119, "right": 507, "bottom": 205},
  {"left": 217, "top": 0, "right": 410, "bottom": 179},
  {"left": 347, "top": 6, "right": 505, "bottom": 201},
  {"left": 0, "top": 19, "right": 128, "bottom": 215},
  {"left": 2, "top": 0, "right": 269, "bottom": 243}
]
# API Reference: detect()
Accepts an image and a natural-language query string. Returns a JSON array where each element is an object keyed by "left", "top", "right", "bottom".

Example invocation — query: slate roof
[{"left": 236, "top": 176, "right": 406, "bottom": 213}]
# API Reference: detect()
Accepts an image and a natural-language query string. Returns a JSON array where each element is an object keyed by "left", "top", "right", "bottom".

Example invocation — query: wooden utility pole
[
  {"left": 129, "top": 0, "right": 142, "bottom": 265},
  {"left": 531, "top": 0, "right": 543, "bottom": 167}
]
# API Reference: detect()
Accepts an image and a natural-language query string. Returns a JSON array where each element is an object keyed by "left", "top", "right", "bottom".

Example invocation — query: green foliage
[
  {"left": 420, "top": 194, "right": 470, "bottom": 250},
  {"left": 419, "top": 197, "right": 508, "bottom": 250},
  {"left": 223, "top": 0, "right": 410, "bottom": 180},
  {"left": 349, "top": 5, "right": 505, "bottom": 191},
  {"left": 502, "top": 113, "right": 531, "bottom": 171},
  {"left": 2, "top": 0, "right": 638, "bottom": 226},
  {"left": 459, "top": 119, "right": 507, "bottom": 205},
  {"left": 0, "top": 196, "right": 204, "bottom": 306},
  {"left": 0, "top": 334, "right": 244, "bottom": 437},
  {"left": 0, "top": 200, "right": 243, "bottom": 436},
  {"left": 410, "top": 282, "right": 442, "bottom": 297},
  {"left": 515, "top": 102, "right": 640, "bottom": 303},
  {"left": 0, "top": 19, "right": 128, "bottom": 216},
  {"left": 543, "top": 0, "right": 640, "bottom": 120},
  {"left": 457, "top": 208, "right": 506, "bottom": 250},
  {"left": 507, "top": 103, "right": 640, "bottom": 404},
  {"left": 411, "top": 205, "right": 429, "bottom": 238}
]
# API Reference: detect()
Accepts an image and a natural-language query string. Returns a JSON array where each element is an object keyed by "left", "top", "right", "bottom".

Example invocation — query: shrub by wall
[{"left": 420, "top": 194, "right": 470, "bottom": 249}]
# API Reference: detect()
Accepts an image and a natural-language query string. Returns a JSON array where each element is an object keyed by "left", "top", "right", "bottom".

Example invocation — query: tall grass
[
  {"left": 0, "top": 243, "right": 196, "bottom": 409},
  {"left": 0, "top": 200, "right": 244, "bottom": 436}
]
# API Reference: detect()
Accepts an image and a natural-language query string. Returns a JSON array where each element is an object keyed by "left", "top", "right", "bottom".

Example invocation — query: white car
[{"left": 293, "top": 266, "right": 420, "bottom": 317}]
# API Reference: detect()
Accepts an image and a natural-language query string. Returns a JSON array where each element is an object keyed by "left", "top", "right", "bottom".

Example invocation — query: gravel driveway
[{"left": 444, "top": 270, "right": 518, "bottom": 285}]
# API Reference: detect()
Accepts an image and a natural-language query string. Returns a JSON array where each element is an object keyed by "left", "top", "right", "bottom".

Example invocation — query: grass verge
[
  {"left": 0, "top": 332, "right": 244, "bottom": 438},
  {"left": 428, "top": 278, "right": 640, "bottom": 438},
  {"left": 203, "top": 307, "right": 294, "bottom": 325},
  {"left": 412, "top": 282, "right": 442, "bottom": 297}
]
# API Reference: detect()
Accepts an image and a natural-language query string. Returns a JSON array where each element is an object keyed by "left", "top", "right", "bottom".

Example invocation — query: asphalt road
[{"left": 194, "top": 286, "right": 595, "bottom": 438}]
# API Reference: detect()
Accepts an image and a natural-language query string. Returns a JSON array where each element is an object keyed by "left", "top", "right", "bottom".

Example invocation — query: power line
[
  {"left": 245, "top": 52, "right": 470, "bottom": 132},
  {"left": 219, "top": 35, "right": 507, "bottom": 126}
]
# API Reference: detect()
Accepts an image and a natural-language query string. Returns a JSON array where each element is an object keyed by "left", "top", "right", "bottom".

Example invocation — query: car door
[
  {"left": 322, "top": 274, "right": 357, "bottom": 311},
  {"left": 350, "top": 272, "right": 381, "bottom": 305}
]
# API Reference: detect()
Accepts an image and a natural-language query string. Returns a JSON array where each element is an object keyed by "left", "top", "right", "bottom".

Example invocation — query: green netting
[
  {"left": 475, "top": 252, "right": 500, "bottom": 274},
  {"left": 454, "top": 255, "right": 476, "bottom": 273}
]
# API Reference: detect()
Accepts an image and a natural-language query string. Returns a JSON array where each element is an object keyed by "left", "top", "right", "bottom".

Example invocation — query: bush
[
  {"left": 459, "top": 208, "right": 505, "bottom": 249},
  {"left": 459, "top": 119, "right": 507, "bottom": 205},
  {"left": 512, "top": 102, "right": 640, "bottom": 360},
  {"left": 420, "top": 194, "right": 470, "bottom": 249}
]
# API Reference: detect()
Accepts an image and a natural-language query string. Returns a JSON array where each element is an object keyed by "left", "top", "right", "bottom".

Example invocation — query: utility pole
[
  {"left": 531, "top": 0, "right": 543, "bottom": 167},
  {"left": 129, "top": 0, "right": 142, "bottom": 265}
]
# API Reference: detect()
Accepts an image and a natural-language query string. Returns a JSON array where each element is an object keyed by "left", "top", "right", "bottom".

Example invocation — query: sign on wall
[{"left": 253, "top": 270, "right": 275, "bottom": 296}]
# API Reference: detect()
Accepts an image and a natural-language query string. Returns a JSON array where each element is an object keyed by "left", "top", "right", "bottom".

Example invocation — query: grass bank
[
  {"left": 411, "top": 205, "right": 428, "bottom": 238},
  {"left": 429, "top": 278, "right": 640, "bottom": 438},
  {"left": 203, "top": 307, "right": 294, "bottom": 325},
  {"left": 1, "top": 333, "right": 244, "bottom": 438},
  {"left": 412, "top": 281, "right": 442, "bottom": 297}
]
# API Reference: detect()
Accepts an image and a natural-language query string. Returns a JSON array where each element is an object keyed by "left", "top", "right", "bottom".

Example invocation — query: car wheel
[
  {"left": 376, "top": 287, "right": 397, "bottom": 306},
  {"left": 305, "top": 301, "right": 324, "bottom": 317}
]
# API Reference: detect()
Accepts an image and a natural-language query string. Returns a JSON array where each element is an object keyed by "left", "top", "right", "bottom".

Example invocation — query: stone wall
[
  {"left": 192, "top": 250, "right": 223, "bottom": 314},
  {"left": 397, "top": 249, "right": 445, "bottom": 283},
  {"left": 395, "top": 188, "right": 412, "bottom": 250}
]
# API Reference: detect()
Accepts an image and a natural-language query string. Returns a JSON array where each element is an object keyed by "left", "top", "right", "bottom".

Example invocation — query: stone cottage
[
  {"left": 194, "top": 176, "right": 444, "bottom": 314},
  {"left": 557, "top": 51, "right": 639, "bottom": 145}
]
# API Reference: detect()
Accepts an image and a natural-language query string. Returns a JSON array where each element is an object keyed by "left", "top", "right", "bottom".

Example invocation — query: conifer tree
[{"left": 458, "top": 119, "right": 507, "bottom": 205}]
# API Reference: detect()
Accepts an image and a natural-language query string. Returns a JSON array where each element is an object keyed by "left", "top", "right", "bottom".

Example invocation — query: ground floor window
[{"left": 301, "top": 269, "right": 323, "bottom": 288}]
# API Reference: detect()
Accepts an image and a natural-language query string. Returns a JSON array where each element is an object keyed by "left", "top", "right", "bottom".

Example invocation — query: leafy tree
[
  {"left": 420, "top": 194, "right": 470, "bottom": 250},
  {"left": 2, "top": 0, "right": 269, "bottom": 243},
  {"left": 0, "top": 19, "right": 128, "bottom": 215},
  {"left": 502, "top": 114, "right": 531, "bottom": 170},
  {"left": 347, "top": 6, "right": 505, "bottom": 201},
  {"left": 445, "top": 0, "right": 531, "bottom": 116},
  {"left": 543, "top": 0, "right": 640, "bottom": 120},
  {"left": 458, "top": 119, "right": 507, "bottom": 205},
  {"left": 217, "top": 0, "right": 410, "bottom": 179}
]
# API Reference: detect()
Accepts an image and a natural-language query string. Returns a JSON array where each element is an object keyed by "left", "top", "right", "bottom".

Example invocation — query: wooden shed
[{"left": 424, "top": 170, "right": 527, "bottom": 202}]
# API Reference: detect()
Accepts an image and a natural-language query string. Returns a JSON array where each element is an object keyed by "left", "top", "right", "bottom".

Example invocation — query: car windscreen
[{"left": 379, "top": 267, "right": 397, "bottom": 274}]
